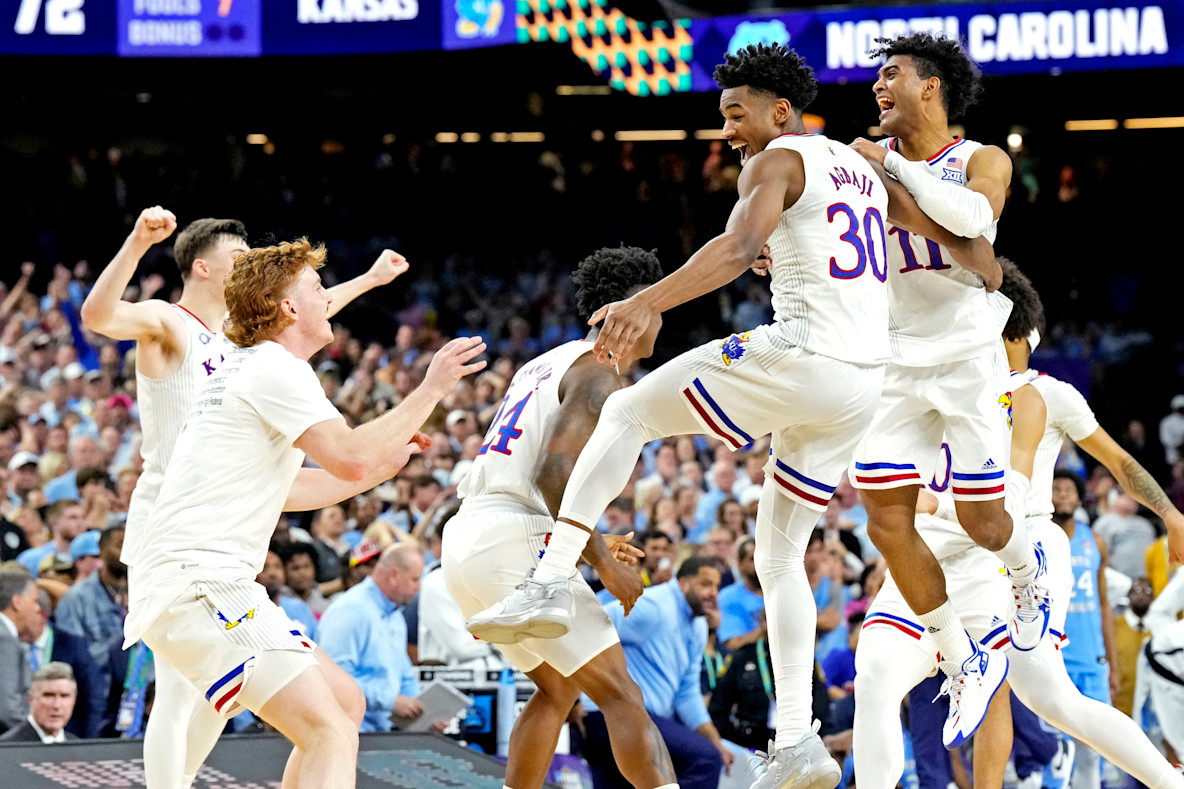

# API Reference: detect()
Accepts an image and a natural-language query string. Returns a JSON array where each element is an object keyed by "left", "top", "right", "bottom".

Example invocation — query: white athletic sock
[
  {"left": 755, "top": 484, "right": 824, "bottom": 750},
  {"left": 532, "top": 520, "right": 592, "bottom": 583},
  {"left": 654, "top": 784, "right": 681, "bottom": 789},
  {"left": 1010, "top": 641, "right": 1184, "bottom": 789},
  {"left": 916, "top": 601, "right": 975, "bottom": 669},
  {"left": 996, "top": 515, "right": 1040, "bottom": 586}
]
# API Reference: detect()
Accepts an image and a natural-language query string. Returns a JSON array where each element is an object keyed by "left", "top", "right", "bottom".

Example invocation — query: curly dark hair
[
  {"left": 572, "top": 245, "right": 663, "bottom": 321},
  {"left": 870, "top": 33, "right": 983, "bottom": 119},
  {"left": 997, "top": 257, "right": 1046, "bottom": 345},
  {"left": 713, "top": 43, "right": 818, "bottom": 112}
]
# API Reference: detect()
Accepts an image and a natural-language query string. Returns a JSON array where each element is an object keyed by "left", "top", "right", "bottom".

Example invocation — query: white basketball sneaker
[
  {"left": 1008, "top": 542, "right": 1052, "bottom": 651},
  {"left": 939, "top": 644, "right": 1009, "bottom": 750},
  {"left": 466, "top": 575, "right": 574, "bottom": 644},
  {"left": 747, "top": 720, "right": 841, "bottom": 789}
]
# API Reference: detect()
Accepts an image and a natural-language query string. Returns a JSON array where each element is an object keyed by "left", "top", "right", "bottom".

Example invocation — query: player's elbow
[
  {"left": 722, "top": 232, "right": 764, "bottom": 273},
  {"left": 981, "top": 263, "right": 1003, "bottom": 292},
  {"left": 328, "top": 456, "right": 369, "bottom": 483},
  {"left": 78, "top": 299, "right": 106, "bottom": 332}
]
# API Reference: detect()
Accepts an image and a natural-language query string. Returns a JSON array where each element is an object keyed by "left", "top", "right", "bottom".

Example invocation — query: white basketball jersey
[
  {"left": 122, "top": 305, "right": 233, "bottom": 568},
  {"left": 758, "top": 133, "right": 889, "bottom": 366},
  {"left": 458, "top": 340, "right": 596, "bottom": 516},
  {"left": 878, "top": 137, "right": 1013, "bottom": 366},
  {"left": 1022, "top": 370, "right": 1100, "bottom": 519}
]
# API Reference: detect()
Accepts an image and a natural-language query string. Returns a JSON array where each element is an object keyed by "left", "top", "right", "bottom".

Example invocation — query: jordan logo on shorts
[
  {"left": 719, "top": 332, "right": 751, "bottom": 366},
  {"left": 217, "top": 608, "right": 256, "bottom": 631}
]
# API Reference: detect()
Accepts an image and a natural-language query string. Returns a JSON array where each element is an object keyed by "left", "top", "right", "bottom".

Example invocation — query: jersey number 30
[{"left": 828, "top": 203, "right": 887, "bottom": 282}]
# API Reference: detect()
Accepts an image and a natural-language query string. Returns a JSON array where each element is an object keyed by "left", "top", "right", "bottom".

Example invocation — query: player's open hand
[
  {"left": 849, "top": 138, "right": 887, "bottom": 164},
  {"left": 132, "top": 206, "right": 177, "bottom": 247},
  {"left": 751, "top": 244, "right": 773, "bottom": 276},
  {"left": 422, "top": 336, "right": 487, "bottom": 398},
  {"left": 368, "top": 249, "right": 410, "bottom": 286},
  {"left": 604, "top": 532, "right": 644, "bottom": 565},
  {"left": 589, "top": 295, "right": 655, "bottom": 365}
]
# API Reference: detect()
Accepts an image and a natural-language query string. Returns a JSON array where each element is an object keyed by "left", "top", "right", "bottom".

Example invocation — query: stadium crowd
[{"left": 0, "top": 132, "right": 1181, "bottom": 788}]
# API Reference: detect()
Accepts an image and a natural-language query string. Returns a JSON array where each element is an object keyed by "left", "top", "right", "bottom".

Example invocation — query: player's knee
[
  {"left": 588, "top": 676, "right": 645, "bottom": 714},
  {"left": 960, "top": 503, "right": 1012, "bottom": 551},
  {"left": 341, "top": 680, "right": 366, "bottom": 727}
]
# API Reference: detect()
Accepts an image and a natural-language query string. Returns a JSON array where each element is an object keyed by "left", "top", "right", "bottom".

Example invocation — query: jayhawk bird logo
[
  {"left": 456, "top": 0, "right": 504, "bottom": 38},
  {"left": 217, "top": 608, "right": 256, "bottom": 631},
  {"left": 720, "top": 332, "right": 752, "bottom": 366},
  {"left": 999, "top": 392, "right": 1013, "bottom": 428}
]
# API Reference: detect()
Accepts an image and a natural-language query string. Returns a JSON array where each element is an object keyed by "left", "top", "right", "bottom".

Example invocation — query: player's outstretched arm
[
  {"left": 588, "top": 150, "right": 797, "bottom": 363},
  {"left": 1077, "top": 428, "right": 1184, "bottom": 564},
  {"left": 325, "top": 249, "right": 409, "bottom": 319},
  {"left": 295, "top": 336, "right": 486, "bottom": 482},
  {"left": 284, "top": 432, "right": 431, "bottom": 512},
  {"left": 866, "top": 158, "right": 1002, "bottom": 291},
  {"left": 80, "top": 206, "right": 181, "bottom": 343},
  {"left": 851, "top": 139, "right": 1011, "bottom": 238}
]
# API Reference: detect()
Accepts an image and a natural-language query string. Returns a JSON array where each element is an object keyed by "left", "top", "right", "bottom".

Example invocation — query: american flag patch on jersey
[{"left": 946, "top": 156, "right": 963, "bottom": 169}]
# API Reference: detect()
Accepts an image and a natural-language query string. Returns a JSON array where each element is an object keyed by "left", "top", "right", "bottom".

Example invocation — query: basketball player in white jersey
[
  {"left": 469, "top": 44, "right": 999, "bottom": 789},
  {"left": 123, "top": 237, "right": 484, "bottom": 788},
  {"left": 842, "top": 32, "right": 1049, "bottom": 749},
  {"left": 853, "top": 259, "right": 1184, "bottom": 789},
  {"left": 80, "top": 207, "right": 408, "bottom": 788},
  {"left": 443, "top": 245, "right": 695, "bottom": 789}
]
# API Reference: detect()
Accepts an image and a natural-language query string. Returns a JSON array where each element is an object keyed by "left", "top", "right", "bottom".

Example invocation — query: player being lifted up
[
  {"left": 469, "top": 43, "right": 998, "bottom": 789},
  {"left": 845, "top": 32, "right": 1042, "bottom": 750}
]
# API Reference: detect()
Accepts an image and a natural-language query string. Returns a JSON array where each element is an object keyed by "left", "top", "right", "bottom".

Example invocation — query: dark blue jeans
[{"left": 572, "top": 709, "right": 723, "bottom": 789}]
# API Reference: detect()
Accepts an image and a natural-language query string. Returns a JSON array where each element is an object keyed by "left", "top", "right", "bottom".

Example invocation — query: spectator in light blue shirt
[
  {"left": 317, "top": 544, "right": 427, "bottom": 733},
  {"left": 576, "top": 556, "right": 734, "bottom": 789},
  {"left": 716, "top": 538, "right": 765, "bottom": 652}
]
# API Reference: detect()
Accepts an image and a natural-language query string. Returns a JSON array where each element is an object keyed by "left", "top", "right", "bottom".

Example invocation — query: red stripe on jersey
[
  {"left": 925, "top": 137, "right": 964, "bottom": 164},
  {"left": 773, "top": 474, "right": 830, "bottom": 507},
  {"left": 214, "top": 682, "right": 243, "bottom": 712},
  {"left": 952, "top": 484, "right": 1005, "bottom": 496},
  {"left": 855, "top": 473, "right": 921, "bottom": 484},
  {"left": 864, "top": 618, "right": 922, "bottom": 640},
  {"left": 683, "top": 388, "right": 743, "bottom": 450}
]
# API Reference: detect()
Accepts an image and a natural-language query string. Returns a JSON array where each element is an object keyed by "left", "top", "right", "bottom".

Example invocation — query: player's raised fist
[
  {"left": 133, "top": 206, "right": 178, "bottom": 245},
  {"left": 368, "top": 249, "right": 410, "bottom": 286}
]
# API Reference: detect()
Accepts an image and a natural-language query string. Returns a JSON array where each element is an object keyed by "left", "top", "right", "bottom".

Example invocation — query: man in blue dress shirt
[
  {"left": 574, "top": 556, "right": 734, "bottom": 789},
  {"left": 317, "top": 543, "right": 427, "bottom": 732}
]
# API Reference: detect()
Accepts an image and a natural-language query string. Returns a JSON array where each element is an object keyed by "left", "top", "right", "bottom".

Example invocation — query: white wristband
[
  {"left": 883, "top": 149, "right": 995, "bottom": 238},
  {"left": 1005, "top": 470, "right": 1031, "bottom": 524}
]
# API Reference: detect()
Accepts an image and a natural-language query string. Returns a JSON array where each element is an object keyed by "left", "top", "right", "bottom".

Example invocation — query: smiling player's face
[
  {"left": 720, "top": 86, "right": 787, "bottom": 166},
  {"left": 284, "top": 265, "right": 334, "bottom": 348}
]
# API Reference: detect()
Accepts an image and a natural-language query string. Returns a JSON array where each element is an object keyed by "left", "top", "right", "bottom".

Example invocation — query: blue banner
[
  {"left": 688, "top": 0, "right": 1183, "bottom": 89},
  {"left": 1, "top": 0, "right": 1181, "bottom": 86}
]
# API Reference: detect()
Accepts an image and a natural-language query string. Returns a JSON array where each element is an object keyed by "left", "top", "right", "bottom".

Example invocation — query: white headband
[{"left": 1027, "top": 328, "right": 1041, "bottom": 353}]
